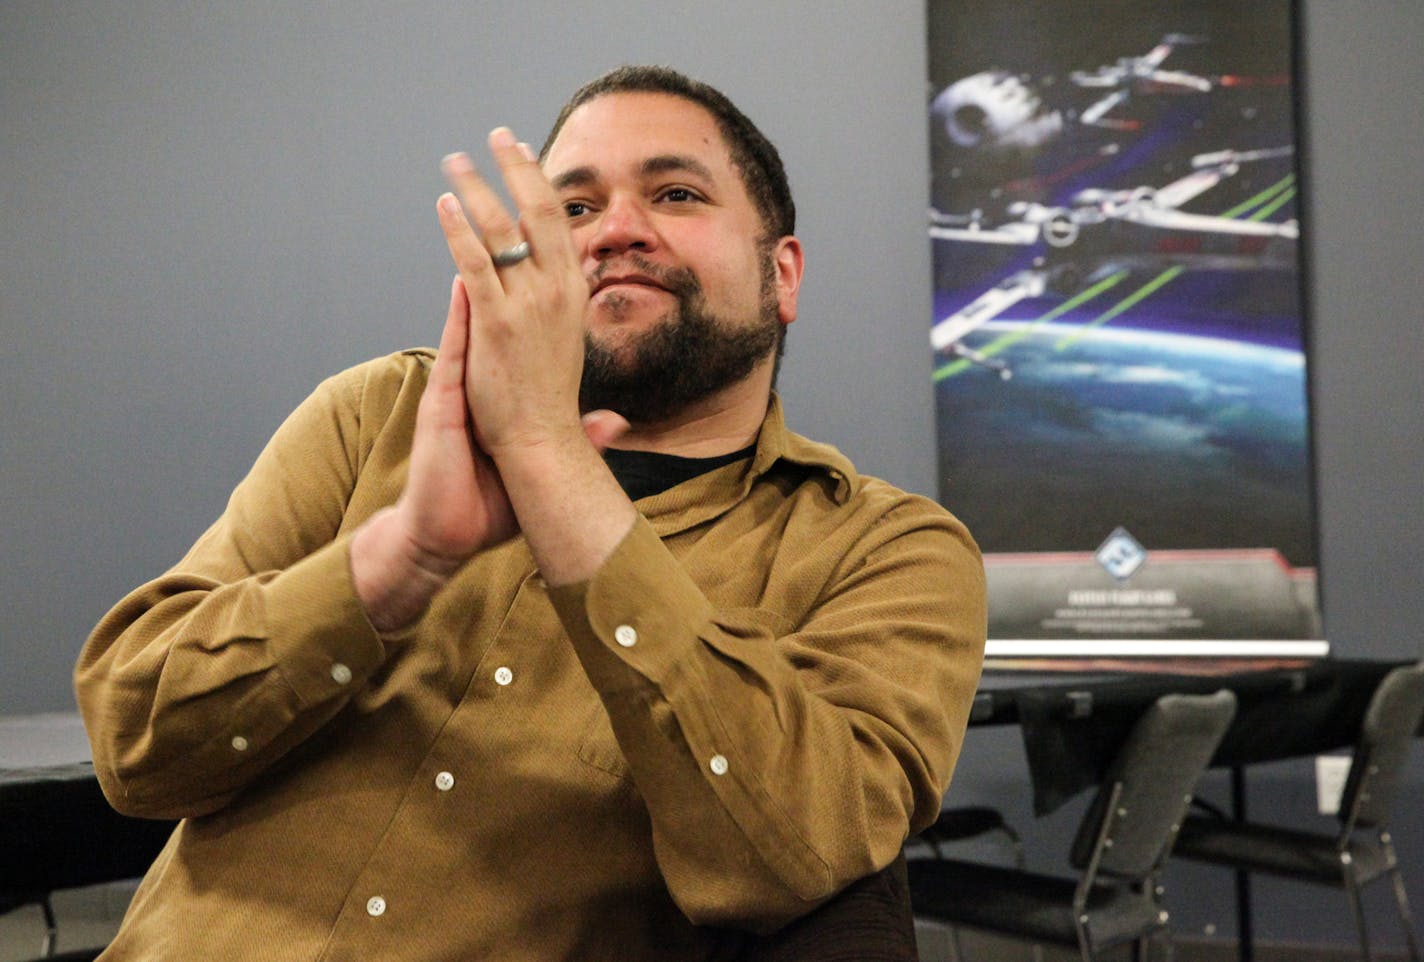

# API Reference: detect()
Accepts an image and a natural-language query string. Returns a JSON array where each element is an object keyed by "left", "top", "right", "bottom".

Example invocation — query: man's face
[{"left": 541, "top": 92, "right": 800, "bottom": 422}]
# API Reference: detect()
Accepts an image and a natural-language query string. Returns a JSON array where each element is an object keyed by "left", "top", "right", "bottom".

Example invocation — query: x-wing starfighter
[
  {"left": 929, "top": 147, "right": 1298, "bottom": 378},
  {"left": 931, "top": 34, "right": 1284, "bottom": 151},
  {"left": 1069, "top": 33, "right": 1212, "bottom": 128}
]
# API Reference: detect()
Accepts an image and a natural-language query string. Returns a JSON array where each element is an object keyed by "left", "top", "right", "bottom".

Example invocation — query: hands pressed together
[{"left": 351, "top": 129, "right": 635, "bottom": 632}]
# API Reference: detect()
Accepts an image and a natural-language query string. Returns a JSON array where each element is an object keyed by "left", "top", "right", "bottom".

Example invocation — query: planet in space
[{"left": 934, "top": 322, "right": 1314, "bottom": 566}]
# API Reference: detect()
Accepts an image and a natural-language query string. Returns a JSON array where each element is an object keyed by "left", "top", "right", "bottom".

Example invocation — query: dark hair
[{"left": 540, "top": 65, "right": 796, "bottom": 239}]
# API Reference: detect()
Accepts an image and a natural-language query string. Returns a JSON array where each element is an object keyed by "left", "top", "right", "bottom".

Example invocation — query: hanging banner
[{"left": 925, "top": 0, "right": 1325, "bottom": 659}]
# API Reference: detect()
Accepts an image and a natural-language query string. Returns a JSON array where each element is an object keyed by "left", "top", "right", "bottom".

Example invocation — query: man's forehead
[{"left": 543, "top": 92, "right": 734, "bottom": 180}]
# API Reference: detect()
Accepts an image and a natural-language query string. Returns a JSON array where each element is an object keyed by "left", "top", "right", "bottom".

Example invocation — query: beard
[{"left": 578, "top": 250, "right": 782, "bottom": 424}]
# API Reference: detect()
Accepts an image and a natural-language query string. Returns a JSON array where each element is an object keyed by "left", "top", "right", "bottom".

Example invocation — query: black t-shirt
[{"left": 603, "top": 445, "right": 756, "bottom": 502}]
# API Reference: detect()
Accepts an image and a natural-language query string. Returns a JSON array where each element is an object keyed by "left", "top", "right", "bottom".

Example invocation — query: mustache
[{"left": 587, "top": 254, "right": 701, "bottom": 299}]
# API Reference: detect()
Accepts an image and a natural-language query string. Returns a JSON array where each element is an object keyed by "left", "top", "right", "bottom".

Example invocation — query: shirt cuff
[
  {"left": 546, "top": 517, "right": 715, "bottom": 695},
  {"left": 263, "top": 535, "right": 388, "bottom": 707}
]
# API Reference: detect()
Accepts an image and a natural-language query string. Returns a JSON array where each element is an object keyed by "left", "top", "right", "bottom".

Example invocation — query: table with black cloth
[
  {"left": 969, "top": 656, "right": 1415, "bottom": 962},
  {"left": 972, "top": 657, "right": 1409, "bottom": 815},
  {"left": 0, "top": 714, "right": 173, "bottom": 962},
  {"left": 1, "top": 659, "right": 1412, "bottom": 956}
]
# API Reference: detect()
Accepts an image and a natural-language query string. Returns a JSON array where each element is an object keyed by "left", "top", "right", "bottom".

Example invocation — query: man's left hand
[
  {"left": 436, "top": 129, "right": 590, "bottom": 462},
  {"left": 433, "top": 128, "right": 639, "bottom": 587}
]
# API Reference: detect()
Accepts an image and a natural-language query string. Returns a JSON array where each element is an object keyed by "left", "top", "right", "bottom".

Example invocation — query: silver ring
[{"left": 490, "top": 241, "right": 531, "bottom": 268}]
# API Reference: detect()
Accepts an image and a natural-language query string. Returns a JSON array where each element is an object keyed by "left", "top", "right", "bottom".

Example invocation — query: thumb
[{"left": 580, "top": 409, "right": 631, "bottom": 452}]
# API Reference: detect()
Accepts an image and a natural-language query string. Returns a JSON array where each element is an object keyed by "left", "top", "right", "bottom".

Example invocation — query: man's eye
[
  {"left": 659, "top": 187, "right": 699, "bottom": 203},
  {"left": 564, "top": 201, "right": 589, "bottom": 218}
]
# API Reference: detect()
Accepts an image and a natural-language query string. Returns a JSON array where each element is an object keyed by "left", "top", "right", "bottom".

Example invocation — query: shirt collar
[
  {"left": 749, "top": 393, "right": 855, "bottom": 503},
  {"left": 637, "top": 393, "right": 858, "bottom": 536}
]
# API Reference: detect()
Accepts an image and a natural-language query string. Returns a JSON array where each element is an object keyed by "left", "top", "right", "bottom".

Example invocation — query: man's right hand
[{"left": 350, "top": 275, "right": 626, "bottom": 633}]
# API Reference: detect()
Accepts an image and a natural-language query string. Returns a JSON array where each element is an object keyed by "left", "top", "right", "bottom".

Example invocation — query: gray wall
[{"left": 2, "top": 0, "right": 1421, "bottom": 950}]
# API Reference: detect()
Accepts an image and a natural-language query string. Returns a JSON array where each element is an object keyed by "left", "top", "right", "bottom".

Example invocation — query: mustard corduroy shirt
[{"left": 75, "top": 349, "right": 986, "bottom": 961}]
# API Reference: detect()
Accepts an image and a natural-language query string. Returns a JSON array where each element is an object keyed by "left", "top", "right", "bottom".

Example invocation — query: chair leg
[
  {"left": 1387, "top": 864, "right": 1423, "bottom": 962},
  {"left": 1345, "top": 874, "right": 1374, "bottom": 962},
  {"left": 1013, "top": 842, "right": 1048, "bottom": 961},
  {"left": 1136, "top": 927, "right": 1174, "bottom": 962},
  {"left": 1074, "top": 923, "right": 1096, "bottom": 962},
  {"left": 947, "top": 926, "right": 965, "bottom": 962},
  {"left": 1158, "top": 924, "right": 1177, "bottom": 962},
  {"left": 40, "top": 894, "right": 58, "bottom": 958}
]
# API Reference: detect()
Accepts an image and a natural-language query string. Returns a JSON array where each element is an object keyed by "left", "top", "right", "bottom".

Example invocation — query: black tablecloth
[
  {"left": 985, "top": 658, "right": 1406, "bottom": 813},
  {"left": 0, "top": 762, "right": 174, "bottom": 911}
]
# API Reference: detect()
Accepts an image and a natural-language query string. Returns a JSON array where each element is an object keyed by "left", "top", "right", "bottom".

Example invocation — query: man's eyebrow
[
  {"left": 548, "top": 155, "right": 716, "bottom": 193},
  {"left": 640, "top": 154, "right": 715, "bottom": 182},
  {"left": 550, "top": 165, "right": 597, "bottom": 193}
]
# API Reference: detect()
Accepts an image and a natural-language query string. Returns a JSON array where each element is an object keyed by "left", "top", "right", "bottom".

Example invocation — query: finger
[
  {"left": 436, "top": 191, "right": 511, "bottom": 314},
  {"left": 440, "top": 150, "right": 527, "bottom": 266},
  {"left": 433, "top": 276, "right": 469, "bottom": 381},
  {"left": 484, "top": 128, "right": 575, "bottom": 264},
  {"left": 580, "top": 409, "right": 631, "bottom": 452},
  {"left": 419, "top": 277, "right": 473, "bottom": 429}
]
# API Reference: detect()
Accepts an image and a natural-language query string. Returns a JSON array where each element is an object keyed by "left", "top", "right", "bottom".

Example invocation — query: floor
[{"left": 916, "top": 919, "right": 1412, "bottom": 961}]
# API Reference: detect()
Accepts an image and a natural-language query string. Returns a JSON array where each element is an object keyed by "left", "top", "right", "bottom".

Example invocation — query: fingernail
[
  {"left": 517, "top": 141, "right": 536, "bottom": 162},
  {"left": 438, "top": 192, "right": 460, "bottom": 214},
  {"left": 441, "top": 152, "right": 472, "bottom": 174},
  {"left": 489, "top": 127, "right": 516, "bottom": 149}
]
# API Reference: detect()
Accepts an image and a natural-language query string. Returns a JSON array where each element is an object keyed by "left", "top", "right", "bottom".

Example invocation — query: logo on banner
[{"left": 1096, "top": 527, "right": 1147, "bottom": 580}]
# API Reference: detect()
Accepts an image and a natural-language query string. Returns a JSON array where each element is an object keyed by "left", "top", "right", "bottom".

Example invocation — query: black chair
[
  {"left": 912, "top": 806, "right": 1040, "bottom": 961},
  {"left": 0, "top": 763, "right": 173, "bottom": 960},
  {"left": 908, "top": 690, "right": 1237, "bottom": 961},
  {"left": 1174, "top": 661, "right": 1424, "bottom": 962},
  {"left": 917, "top": 806, "right": 1026, "bottom": 866},
  {"left": 735, "top": 853, "right": 918, "bottom": 962}
]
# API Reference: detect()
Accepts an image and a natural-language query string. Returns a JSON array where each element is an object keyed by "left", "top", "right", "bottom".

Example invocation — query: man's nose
[{"left": 590, "top": 196, "right": 658, "bottom": 259}]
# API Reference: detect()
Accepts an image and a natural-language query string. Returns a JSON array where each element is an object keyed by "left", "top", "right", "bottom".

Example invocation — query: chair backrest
[
  {"left": 1342, "top": 661, "right": 1424, "bottom": 830},
  {"left": 1069, "top": 689, "right": 1236, "bottom": 881},
  {"left": 735, "top": 853, "right": 917, "bottom": 962}
]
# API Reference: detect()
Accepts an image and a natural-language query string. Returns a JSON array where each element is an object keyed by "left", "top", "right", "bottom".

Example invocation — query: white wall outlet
[{"left": 1315, "top": 754, "right": 1352, "bottom": 815}]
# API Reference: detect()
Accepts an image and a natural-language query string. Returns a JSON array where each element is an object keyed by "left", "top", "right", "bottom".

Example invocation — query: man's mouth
[{"left": 590, "top": 273, "right": 669, "bottom": 297}]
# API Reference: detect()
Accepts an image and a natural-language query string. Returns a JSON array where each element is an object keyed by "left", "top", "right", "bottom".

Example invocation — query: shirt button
[
  {"left": 330, "top": 663, "right": 352, "bottom": 685},
  {"left": 709, "top": 754, "right": 729, "bottom": 776},
  {"left": 231, "top": 736, "right": 249, "bottom": 752},
  {"left": 366, "top": 895, "right": 386, "bottom": 917},
  {"left": 494, "top": 666, "right": 513, "bottom": 686},
  {"left": 614, "top": 625, "right": 638, "bottom": 648},
  {"left": 434, "top": 771, "right": 455, "bottom": 792}
]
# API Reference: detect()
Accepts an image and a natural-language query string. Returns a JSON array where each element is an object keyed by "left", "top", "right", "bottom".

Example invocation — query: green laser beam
[
  {"left": 1249, "top": 186, "right": 1297, "bottom": 222},
  {"left": 932, "top": 271, "right": 1129, "bottom": 382},
  {"left": 1054, "top": 266, "right": 1186, "bottom": 350},
  {"left": 1221, "top": 173, "right": 1295, "bottom": 220}
]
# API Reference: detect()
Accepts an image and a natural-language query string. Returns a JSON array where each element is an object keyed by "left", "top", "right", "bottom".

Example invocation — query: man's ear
[{"left": 772, "top": 235, "right": 804, "bottom": 326}]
